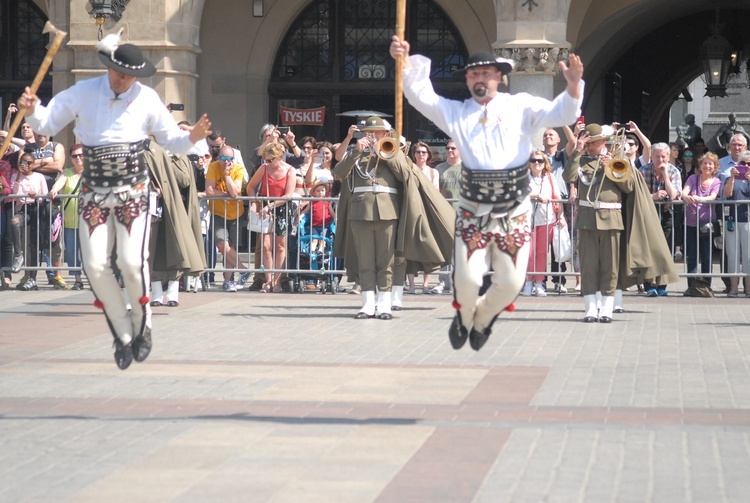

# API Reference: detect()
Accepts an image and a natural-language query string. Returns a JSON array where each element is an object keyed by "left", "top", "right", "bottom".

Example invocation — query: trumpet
[
  {"left": 603, "top": 127, "right": 633, "bottom": 183},
  {"left": 585, "top": 126, "right": 632, "bottom": 205},
  {"left": 374, "top": 136, "right": 399, "bottom": 160}
]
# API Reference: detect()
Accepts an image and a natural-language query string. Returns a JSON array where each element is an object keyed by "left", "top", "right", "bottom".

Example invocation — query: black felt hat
[
  {"left": 96, "top": 29, "right": 156, "bottom": 78},
  {"left": 451, "top": 51, "right": 514, "bottom": 78}
]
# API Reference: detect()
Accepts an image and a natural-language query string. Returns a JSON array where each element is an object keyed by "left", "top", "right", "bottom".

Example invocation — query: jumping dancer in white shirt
[
  {"left": 390, "top": 37, "right": 584, "bottom": 350},
  {"left": 18, "top": 30, "right": 211, "bottom": 369}
]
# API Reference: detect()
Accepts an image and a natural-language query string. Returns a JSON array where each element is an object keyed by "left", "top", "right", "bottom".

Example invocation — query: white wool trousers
[
  {"left": 78, "top": 185, "right": 152, "bottom": 344},
  {"left": 452, "top": 198, "right": 531, "bottom": 332}
]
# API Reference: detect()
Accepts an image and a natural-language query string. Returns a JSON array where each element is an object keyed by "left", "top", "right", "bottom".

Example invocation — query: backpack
[{"left": 685, "top": 278, "right": 714, "bottom": 298}]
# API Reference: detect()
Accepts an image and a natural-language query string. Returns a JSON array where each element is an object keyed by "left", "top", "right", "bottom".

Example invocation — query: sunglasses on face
[
  {"left": 529, "top": 158, "right": 545, "bottom": 164},
  {"left": 739, "top": 161, "right": 749, "bottom": 166},
  {"left": 684, "top": 154, "right": 694, "bottom": 158},
  {"left": 71, "top": 154, "right": 83, "bottom": 158},
  {"left": 446, "top": 146, "right": 457, "bottom": 151},
  {"left": 218, "top": 155, "right": 234, "bottom": 162},
  {"left": 414, "top": 151, "right": 428, "bottom": 155}
]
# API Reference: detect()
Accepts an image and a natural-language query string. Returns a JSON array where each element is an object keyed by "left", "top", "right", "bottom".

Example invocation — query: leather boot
[
  {"left": 391, "top": 285, "right": 404, "bottom": 311},
  {"left": 354, "top": 291, "right": 376, "bottom": 319},
  {"left": 166, "top": 280, "right": 180, "bottom": 307},
  {"left": 150, "top": 281, "right": 164, "bottom": 307},
  {"left": 599, "top": 295, "right": 614, "bottom": 323},
  {"left": 376, "top": 290, "right": 392, "bottom": 320},
  {"left": 583, "top": 294, "right": 598, "bottom": 323},
  {"left": 614, "top": 289, "right": 624, "bottom": 313}
]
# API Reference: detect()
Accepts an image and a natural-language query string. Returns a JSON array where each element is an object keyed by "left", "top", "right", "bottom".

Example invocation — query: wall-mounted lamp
[
  {"left": 88, "top": 0, "right": 126, "bottom": 39},
  {"left": 699, "top": 10, "right": 733, "bottom": 98}
]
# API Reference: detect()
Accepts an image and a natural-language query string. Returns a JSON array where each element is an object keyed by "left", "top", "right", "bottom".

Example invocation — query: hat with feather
[{"left": 96, "top": 28, "right": 156, "bottom": 78}]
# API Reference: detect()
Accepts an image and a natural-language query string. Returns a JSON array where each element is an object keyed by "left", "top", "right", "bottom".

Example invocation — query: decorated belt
[
  {"left": 459, "top": 164, "right": 530, "bottom": 213},
  {"left": 579, "top": 200, "right": 622, "bottom": 210},
  {"left": 352, "top": 185, "right": 398, "bottom": 195},
  {"left": 82, "top": 139, "right": 149, "bottom": 190}
]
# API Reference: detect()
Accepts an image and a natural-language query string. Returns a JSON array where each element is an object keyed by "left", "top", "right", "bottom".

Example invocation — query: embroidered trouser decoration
[
  {"left": 452, "top": 198, "right": 532, "bottom": 333},
  {"left": 78, "top": 183, "right": 152, "bottom": 344}
]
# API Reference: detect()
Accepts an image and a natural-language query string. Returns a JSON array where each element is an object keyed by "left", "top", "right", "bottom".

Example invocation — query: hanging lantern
[{"left": 699, "top": 12, "right": 733, "bottom": 98}]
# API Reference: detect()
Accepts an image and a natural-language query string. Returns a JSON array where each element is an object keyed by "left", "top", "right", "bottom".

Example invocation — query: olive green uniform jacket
[
  {"left": 144, "top": 141, "right": 206, "bottom": 278},
  {"left": 333, "top": 149, "right": 454, "bottom": 283}
]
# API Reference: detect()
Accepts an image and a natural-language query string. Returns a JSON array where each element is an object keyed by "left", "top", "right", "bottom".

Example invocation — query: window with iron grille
[
  {"left": 0, "top": 0, "right": 50, "bottom": 119},
  {"left": 273, "top": 0, "right": 466, "bottom": 83}
]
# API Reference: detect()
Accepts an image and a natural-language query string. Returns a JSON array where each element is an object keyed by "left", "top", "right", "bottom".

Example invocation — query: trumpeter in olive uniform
[
  {"left": 564, "top": 124, "right": 635, "bottom": 322},
  {"left": 334, "top": 117, "right": 407, "bottom": 319},
  {"left": 334, "top": 116, "right": 454, "bottom": 319}
]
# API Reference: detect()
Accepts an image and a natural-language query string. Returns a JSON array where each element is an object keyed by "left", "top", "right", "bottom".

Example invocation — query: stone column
[
  {"left": 492, "top": 0, "right": 573, "bottom": 147},
  {"left": 493, "top": 45, "right": 570, "bottom": 99},
  {"left": 66, "top": 0, "right": 203, "bottom": 126}
]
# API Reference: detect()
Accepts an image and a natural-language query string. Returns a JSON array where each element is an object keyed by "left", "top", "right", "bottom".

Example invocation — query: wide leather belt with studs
[
  {"left": 82, "top": 139, "right": 149, "bottom": 190},
  {"left": 459, "top": 164, "right": 530, "bottom": 213}
]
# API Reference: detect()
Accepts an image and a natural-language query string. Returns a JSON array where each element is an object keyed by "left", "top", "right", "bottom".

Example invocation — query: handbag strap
[
  {"left": 547, "top": 172, "right": 560, "bottom": 219},
  {"left": 63, "top": 175, "right": 83, "bottom": 212}
]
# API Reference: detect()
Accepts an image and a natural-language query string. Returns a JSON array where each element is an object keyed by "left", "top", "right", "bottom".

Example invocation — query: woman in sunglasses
[
  {"left": 523, "top": 151, "right": 566, "bottom": 297},
  {"left": 247, "top": 142, "right": 296, "bottom": 293}
]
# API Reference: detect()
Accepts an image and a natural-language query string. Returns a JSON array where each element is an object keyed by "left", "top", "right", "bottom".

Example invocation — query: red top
[
  {"left": 260, "top": 166, "right": 291, "bottom": 198},
  {"left": 311, "top": 200, "right": 331, "bottom": 227}
]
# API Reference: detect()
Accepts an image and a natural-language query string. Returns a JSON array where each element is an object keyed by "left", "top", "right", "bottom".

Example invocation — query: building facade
[{"left": 5, "top": 0, "right": 750, "bottom": 157}]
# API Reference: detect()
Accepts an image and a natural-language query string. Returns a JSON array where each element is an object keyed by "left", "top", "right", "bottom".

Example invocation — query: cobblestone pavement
[{"left": 1, "top": 280, "right": 749, "bottom": 502}]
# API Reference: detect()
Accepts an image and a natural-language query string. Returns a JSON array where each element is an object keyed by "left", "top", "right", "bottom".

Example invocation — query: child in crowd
[{"left": 305, "top": 179, "right": 336, "bottom": 253}]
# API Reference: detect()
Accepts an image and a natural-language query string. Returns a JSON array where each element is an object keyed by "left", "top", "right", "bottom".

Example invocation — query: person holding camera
[
  {"left": 617, "top": 122, "right": 651, "bottom": 169},
  {"left": 722, "top": 150, "right": 750, "bottom": 297},
  {"left": 681, "top": 152, "right": 721, "bottom": 294},
  {"left": 637, "top": 143, "right": 682, "bottom": 296}
]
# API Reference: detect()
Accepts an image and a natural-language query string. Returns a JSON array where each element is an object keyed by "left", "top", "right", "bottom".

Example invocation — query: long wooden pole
[
  {"left": 394, "top": 0, "right": 407, "bottom": 142},
  {"left": 0, "top": 21, "right": 67, "bottom": 159}
]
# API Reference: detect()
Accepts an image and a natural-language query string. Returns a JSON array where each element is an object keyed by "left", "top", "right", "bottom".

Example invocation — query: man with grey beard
[{"left": 391, "top": 38, "right": 584, "bottom": 351}]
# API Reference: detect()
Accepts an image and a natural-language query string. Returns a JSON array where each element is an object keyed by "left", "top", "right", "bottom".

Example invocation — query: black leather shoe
[
  {"left": 392, "top": 306, "right": 402, "bottom": 311},
  {"left": 378, "top": 313, "right": 393, "bottom": 320},
  {"left": 114, "top": 339, "right": 134, "bottom": 370},
  {"left": 354, "top": 312, "right": 375, "bottom": 319},
  {"left": 448, "top": 315, "right": 468, "bottom": 350},
  {"left": 583, "top": 316, "right": 597, "bottom": 323},
  {"left": 614, "top": 308, "right": 624, "bottom": 314},
  {"left": 167, "top": 300, "right": 179, "bottom": 307},
  {"left": 132, "top": 327, "right": 152, "bottom": 363},
  {"left": 150, "top": 300, "right": 163, "bottom": 307},
  {"left": 469, "top": 327, "right": 491, "bottom": 351},
  {"left": 598, "top": 316, "right": 613, "bottom": 323}
]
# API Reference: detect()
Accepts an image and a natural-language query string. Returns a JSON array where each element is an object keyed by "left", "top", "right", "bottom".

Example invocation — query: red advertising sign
[{"left": 279, "top": 106, "right": 326, "bottom": 126}]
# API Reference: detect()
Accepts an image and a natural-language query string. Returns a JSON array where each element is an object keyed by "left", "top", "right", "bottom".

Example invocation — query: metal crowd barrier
[
  {"left": 0, "top": 193, "right": 81, "bottom": 278},
  {"left": 2, "top": 192, "right": 750, "bottom": 287}
]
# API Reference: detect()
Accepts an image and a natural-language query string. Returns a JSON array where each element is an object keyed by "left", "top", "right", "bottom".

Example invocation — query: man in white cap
[
  {"left": 17, "top": 29, "right": 212, "bottom": 370},
  {"left": 390, "top": 38, "right": 584, "bottom": 351}
]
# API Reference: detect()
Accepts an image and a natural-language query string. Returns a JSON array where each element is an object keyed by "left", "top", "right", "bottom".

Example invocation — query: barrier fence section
[{"left": 2, "top": 192, "right": 750, "bottom": 287}]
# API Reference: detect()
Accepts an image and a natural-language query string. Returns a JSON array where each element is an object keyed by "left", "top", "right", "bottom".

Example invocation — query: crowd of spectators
[
  {"left": 2, "top": 97, "right": 749, "bottom": 300},
  {"left": 517, "top": 115, "right": 750, "bottom": 299}
]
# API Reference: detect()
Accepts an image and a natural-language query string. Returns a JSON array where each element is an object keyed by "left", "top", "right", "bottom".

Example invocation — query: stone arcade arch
[
  {"left": 267, "top": 0, "right": 469, "bottom": 144},
  {"left": 570, "top": 1, "right": 750, "bottom": 141}
]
